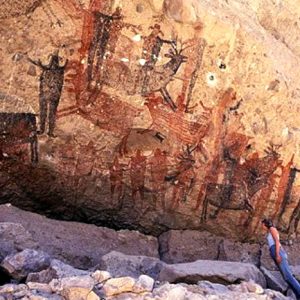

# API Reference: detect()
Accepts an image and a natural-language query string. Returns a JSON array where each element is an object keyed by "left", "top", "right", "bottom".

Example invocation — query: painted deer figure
[
  {"left": 142, "top": 42, "right": 188, "bottom": 111},
  {"left": 101, "top": 41, "right": 188, "bottom": 111}
]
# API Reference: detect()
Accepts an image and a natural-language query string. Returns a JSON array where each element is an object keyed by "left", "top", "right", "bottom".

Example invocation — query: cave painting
[
  {"left": 109, "top": 156, "right": 125, "bottom": 208},
  {"left": 201, "top": 143, "right": 282, "bottom": 222},
  {"left": 272, "top": 155, "right": 300, "bottom": 233},
  {"left": 7, "top": 0, "right": 298, "bottom": 236},
  {"left": 86, "top": 7, "right": 189, "bottom": 111},
  {"left": 87, "top": 7, "right": 139, "bottom": 93},
  {"left": 166, "top": 145, "right": 197, "bottom": 210},
  {"left": 129, "top": 149, "right": 147, "bottom": 205},
  {"left": 101, "top": 39, "right": 188, "bottom": 111},
  {"left": 0, "top": 112, "right": 38, "bottom": 163},
  {"left": 149, "top": 148, "right": 168, "bottom": 209},
  {"left": 28, "top": 50, "right": 68, "bottom": 137},
  {"left": 138, "top": 24, "right": 175, "bottom": 98}
]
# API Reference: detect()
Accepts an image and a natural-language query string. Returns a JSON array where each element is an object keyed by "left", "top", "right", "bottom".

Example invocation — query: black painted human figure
[
  {"left": 139, "top": 24, "right": 174, "bottom": 95},
  {"left": 88, "top": 7, "right": 138, "bottom": 90},
  {"left": 28, "top": 51, "right": 68, "bottom": 137}
]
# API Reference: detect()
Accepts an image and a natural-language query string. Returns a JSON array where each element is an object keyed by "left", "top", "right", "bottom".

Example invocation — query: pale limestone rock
[
  {"left": 91, "top": 270, "right": 111, "bottom": 283},
  {"left": 265, "top": 289, "right": 292, "bottom": 300},
  {"left": 0, "top": 284, "right": 27, "bottom": 294},
  {"left": 49, "top": 275, "right": 94, "bottom": 293},
  {"left": 107, "top": 293, "right": 150, "bottom": 300},
  {"left": 102, "top": 277, "right": 136, "bottom": 297},
  {"left": 61, "top": 287, "right": 99, "bottom": 300},
  {"left": 239, "top": 280, "right": 264, "bottom": 294},
  {"left": 27, "top": 282, "right": 53, "bottom": 294},
  {"left": 28, "top": 293, "right": 63, "bottom": 300},
  {"left": 132, "top": 275, "right": 155, "bottom": 293},
  {"left": 10, "top": 289, "right": 28, "bottom": 299},
  {"left": 152, "top": 283, "right": 188, "bottom": 300}
]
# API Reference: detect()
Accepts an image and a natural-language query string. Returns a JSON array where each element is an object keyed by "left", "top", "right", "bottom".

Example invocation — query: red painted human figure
[
  {"left": 109, "top": 156, "right": 125, "bottom": 207},
  {"left": 149, "top": 148, "right": 168, "bottom": 209},
  {"left": 129, "top": 149, "right": 147, "bottom": 204}
]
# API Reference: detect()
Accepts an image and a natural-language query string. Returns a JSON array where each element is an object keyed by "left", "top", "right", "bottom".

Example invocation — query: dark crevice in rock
[
  {"left": 216, "top": 240, "right": 225, "bottom": 260},
  {"left": 0, "top": 267, "right": 12, "bottom": 285},
  {"left": 0, "top": 159, "right": 171, "bottom": 237}
]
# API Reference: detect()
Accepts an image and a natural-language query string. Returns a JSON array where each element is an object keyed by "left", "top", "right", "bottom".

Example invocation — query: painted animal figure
[
  {"left": 102, "top": 42, "right": 187, "bottom": 111},
  {"left": 201, "top": 183, "right": 253, "bottom": 222},
  {"left": 201, "top": 144, "right": 282, "bottom": 222},
  {"left": 0, "top": 112, "right": 38, "bottom": 163}
]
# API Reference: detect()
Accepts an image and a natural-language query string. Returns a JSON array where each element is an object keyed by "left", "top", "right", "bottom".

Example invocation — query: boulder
[
  {"left": 260, "top": 266, "right": 288, "bottom": 293},
  {"left": 0, "top": 249, "right": 51, "bottom": 280},
  {"left": 152, "top": 283, "right": 205, "bottom": 300},
  {"left": 228, "top": 280, "right": 264, "bottom": 294},
  {"left": 61, "top": 287, "right": 100, "bottom": 300},
  {"left": 0, "top": 205, "right": 159, "bottom": 269},
  {"left": 218, "top": 239, "right": 261, "bottom": 265},
  {"left": 158, "top": 260, "right": 266, "bottom": 287},
  {"left": 0, "top": 284, "right": 27, "bottom": 294},
  {"left": 132, "top": 275, "right": 155, "bottom": 293},
  {"left": 0, "top": 222, "right": 38, "bottom": 261},
  {"left": 102, "top": 277, "right": 136, "bottom": 297},
  {"left": 197, "top": 281, "right": 230, "bottom": 294},
  {"left": 158, "top": 230, "right": 223, "bottom": 263},
  {"left": 91, "top": 270, "right": 111, "bottom": 283},
  {"left": 97, "top": 251, "right": 165, "bottom": 279},
  {"left": 49, "top": 275, "right": 94, "bottom": 293},
  {"left": 27, "top": 259, "right": 89, "bottom": 283},
  {"left": 26, "top": 282, "right": 53, "bottom": 294}
]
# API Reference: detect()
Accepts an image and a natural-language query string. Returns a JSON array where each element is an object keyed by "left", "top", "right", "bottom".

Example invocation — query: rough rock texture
[
  {"left": 0, "top": 249, "right": 51, "bottom": 280},
  {"left": 0, "top": 222, "right": 38, "bottom": 261},
  {"left": 0, "top": 0, "right": 300, "bottom": 241},
  {"left": 0, "top": 204, "right": 159, "bottom": 269},
  {"left": 26, "top": 259, "right": 89, "bottom": 283},
  {"left": 218, "top": 239, "right": 261, "bottom": 265},
  {"left": 260, "top": 267, "right": 288, "bottom": 294},
  {"left": 158, "top": 230, "right": 223, "bottom": 263},
  {"left": 158, "top": 229, "right": 261, "bottom": 265},
  {"left": 0, "top": 279, "right": 291, "bottom": 300},
  {"left": 0, "top": 217, "right": 296, "bottom": 299},
  {"left": 158, "top": 260, "right": 267, "bottom": 287},
  {"left": 97, "top": 251, "right": 165, "bottom": 279}
]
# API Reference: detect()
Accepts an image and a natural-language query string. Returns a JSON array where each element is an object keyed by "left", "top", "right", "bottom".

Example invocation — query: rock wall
[{"left": 1, "top": 0, "right": 300, "bottom": 240}]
